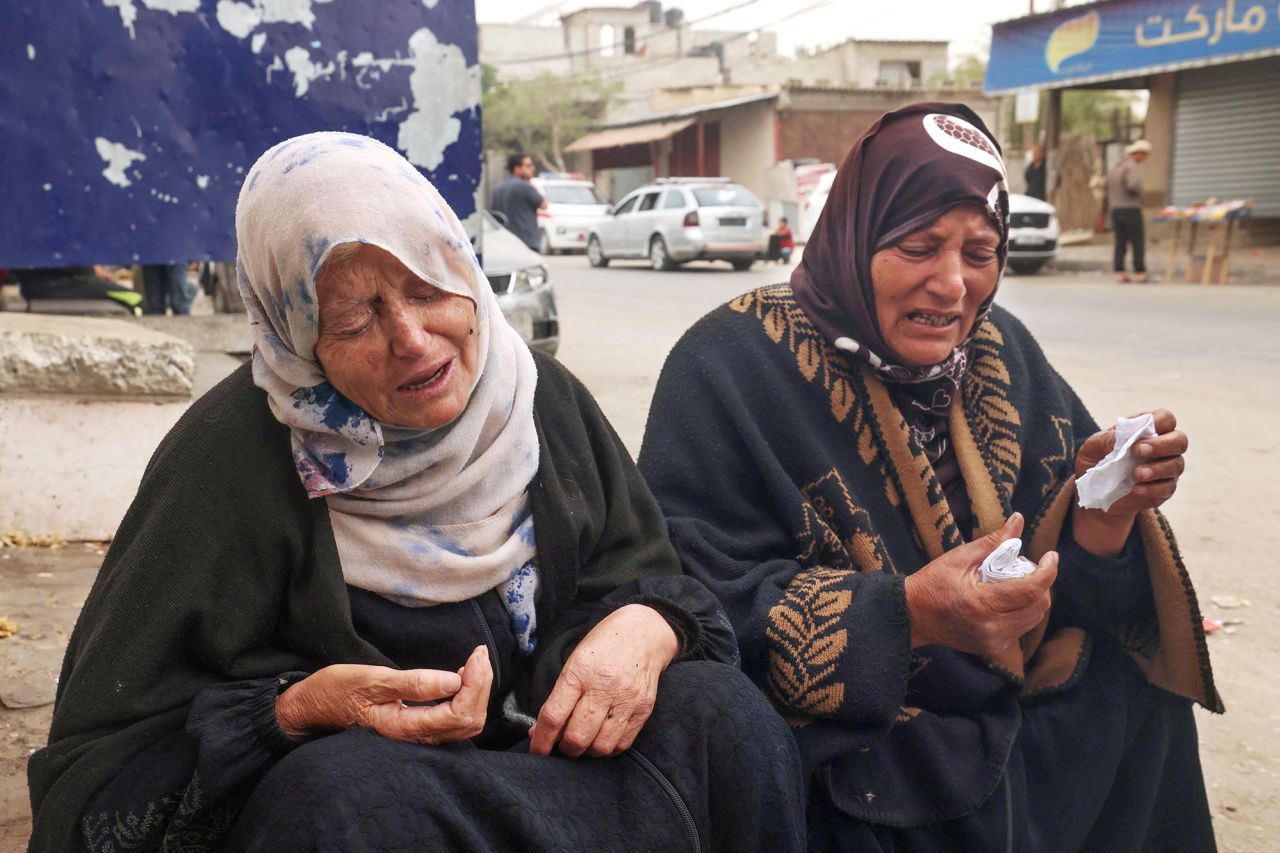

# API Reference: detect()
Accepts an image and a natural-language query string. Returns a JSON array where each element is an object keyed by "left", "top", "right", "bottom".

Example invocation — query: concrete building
[
  {"left": 987, "top": 0, "right": 1280, "bottom": 235},
  {"left": 733, "top": 38, "right": 951, "bottom": 89},
  {"left": 564, "top": 85, "right": 1007, "bottom": 207}
]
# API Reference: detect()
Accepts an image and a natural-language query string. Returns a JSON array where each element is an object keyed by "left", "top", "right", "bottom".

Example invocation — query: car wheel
[
  {"left": 731, "top": 258, "right": 754, "bottom": 271},
  {"left": 587, "top": 236, "right": 609, "bottom": 268},
  {"left": 539, "top": 231, "right": 553, "bottom": 255},
  {"left": 649, "top": 236, "right": 674, "bottom": 271},
  {"left": 1009, "top": 259, "right": 1047, "bottom": 275}
]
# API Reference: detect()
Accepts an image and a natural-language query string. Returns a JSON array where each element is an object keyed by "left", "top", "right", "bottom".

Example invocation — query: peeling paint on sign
[
  {"left": 94, "top": 138, "right": 147, "bottom": 188},
  {"left": 398, "top": 29, "right": 479, "bottom": 171},
  {"left": 5, "top": 1, "right": 481, "bottom": 266}
]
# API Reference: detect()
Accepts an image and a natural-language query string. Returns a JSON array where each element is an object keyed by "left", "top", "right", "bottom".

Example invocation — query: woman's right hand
[
  {"left": 275, "top": 645, "right": 493, "bottom": 744},
  {"left": 903, "top": 514, "right": 1058, "bottom": 657}
]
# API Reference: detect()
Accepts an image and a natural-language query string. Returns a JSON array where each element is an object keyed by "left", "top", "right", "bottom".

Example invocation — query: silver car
[
  {"left": 587, "top": 178, "right": 767, "bottom": 271},
  {"left": 476, "top": 211, "right": 559, "bottom": 355}
]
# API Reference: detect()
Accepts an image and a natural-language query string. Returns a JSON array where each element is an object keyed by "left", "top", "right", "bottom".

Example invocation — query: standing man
[
  {"left": 1106, "top": 139, "right": 1151, "bottom": 283},
  {"left": 491, "top": 152, "right": 547, "bottom": 253},
  {"left": 1024, "top": 144, "right": 1047, "bottom": 201}
]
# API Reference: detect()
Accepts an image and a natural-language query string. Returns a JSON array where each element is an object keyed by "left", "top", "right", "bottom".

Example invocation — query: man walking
[
  {"left": 1106, "top": 139, "right": 1150, "bottom": 283},
  {"left": 491, "top": 153, "right": 547, "bottom": 253}
]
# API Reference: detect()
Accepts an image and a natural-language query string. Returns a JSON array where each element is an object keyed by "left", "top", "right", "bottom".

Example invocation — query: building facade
[{"left": 987, "top": 0, "right": 1280, "bottom": 220}]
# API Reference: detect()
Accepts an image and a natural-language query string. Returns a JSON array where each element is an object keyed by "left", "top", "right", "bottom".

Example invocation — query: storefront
[{"left": 986, "top": 0, "right": 1280, "bottom": 217}]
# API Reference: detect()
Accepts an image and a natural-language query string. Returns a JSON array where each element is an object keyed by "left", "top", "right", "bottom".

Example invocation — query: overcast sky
[{"left": 474, "top": 0, "right": 1050, "bottom": 62}]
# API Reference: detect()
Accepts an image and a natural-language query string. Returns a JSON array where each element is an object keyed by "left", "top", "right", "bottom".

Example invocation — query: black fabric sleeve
[
  {"left": 525, "top": 353, "right": 738, "bottom": 708},
  {"left": 1047, "top": 369, "right": 1158, "bottom": 633},
  {"left": 1053, "top": 512, "right": 1156, "bottom": 634},
  {"left": 28, "top": 366, "right": 385, "bottom": 853},
  {"left": 638, "top": 325, "right": 912, "bottom": 738},
  {"left": 80, "top": 674, "right": 313, "bottom": 851}
]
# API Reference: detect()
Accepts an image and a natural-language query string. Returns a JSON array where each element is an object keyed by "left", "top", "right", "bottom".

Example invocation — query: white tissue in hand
[
  {"left": 979, "top": 538, "right": 1035, "bottom": 583},
  {"left": 1076, "top": 414, "right": 1158, "bottom": 512}
]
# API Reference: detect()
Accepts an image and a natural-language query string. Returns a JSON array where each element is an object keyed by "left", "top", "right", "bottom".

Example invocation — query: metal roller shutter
[{"left": 1171, "top": 56, "right": 1280, "bottom": 215}]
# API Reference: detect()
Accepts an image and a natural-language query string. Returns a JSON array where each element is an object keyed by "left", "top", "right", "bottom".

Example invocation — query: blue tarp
[
  {"left": 0, "top": 0, "right": 482, "bottom": 267},
  {"left": 986, "top": 0, "right": 1280, "bottom": 93}
]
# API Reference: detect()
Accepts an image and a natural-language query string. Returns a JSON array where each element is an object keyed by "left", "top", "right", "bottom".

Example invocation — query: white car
[
  {"left": 530, "top": 175, "right": 610, "bottom": 255},
  {"left": 587, "top": 178, "right": 767, "bottom": 271},
  {"left": 1006, "top": 193, "right": 1060, "bottom": 275}
]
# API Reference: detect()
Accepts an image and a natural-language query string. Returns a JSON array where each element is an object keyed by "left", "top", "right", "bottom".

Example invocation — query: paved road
[{"left": 547, "top": 251, "right": 1280, "bottom": 851}]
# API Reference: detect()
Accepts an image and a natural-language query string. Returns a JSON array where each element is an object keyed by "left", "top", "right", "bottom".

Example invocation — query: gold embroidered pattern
[
  {"left": 797, "top": 470, "right": 895, "bottom": 574},
  {"left": 766, "top": 567, "right": 850, "bottom": 716},
  {"left": 1038, "top": 415, "right": 1073, "bottom": 499},
  {"left": 962, "top": 320, "right": 1023, "bottom": 506},
  {"left": 730, "top": 286, "right": 876, "bottom": 461}
]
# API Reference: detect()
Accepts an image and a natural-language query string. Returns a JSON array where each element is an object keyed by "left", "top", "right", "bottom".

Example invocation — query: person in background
[
  {"left": 141, "top": 262, "right": 196, "bottom": 315},
  {"left": 13, "top": 266, "right": 143, "bottom": 315},
  {"left": 1024, "top": 144, "right": 1046, "bottom": 201},
  {"left": 1106, "top": 139, "right": 1151, "bottom": 283},
  {"left": 773, "top": 217, "right": 795, "bottom": 263},
  {"left": 491, "top": 153, "right": 547, "bottom": 253}
]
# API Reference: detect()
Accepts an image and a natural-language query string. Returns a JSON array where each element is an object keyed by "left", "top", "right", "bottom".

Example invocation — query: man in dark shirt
[
  {"left": 1024, "top": 144, "right": 1046, "bottom": 201},
  {"left": 490, "top": 152, "right": 547, "bottom": 252}
]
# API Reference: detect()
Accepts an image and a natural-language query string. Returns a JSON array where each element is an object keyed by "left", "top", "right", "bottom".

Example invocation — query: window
[
  {"left": 638, "top": 192, "right": 661, "bottom": 212},
  {"left": 613, "top": 195, "right": 639, "bottom": 215},
  {"left": 599, "top": 24, "right": 616, "bottom": 58},
  {"left": 623, "top": 26, "right": 636, "bottom": 55},
  {"left": 662, "top": 190, "right": 687, "bottom": 209},
  {"left": 545, "top": 184, "right": 605, "bottom": 204},
  {"left": 877, "top": 60, "right": 921, "bottom": 87},
  {"left": 692, "top": 185, "right": 759, "bottom": 207}
]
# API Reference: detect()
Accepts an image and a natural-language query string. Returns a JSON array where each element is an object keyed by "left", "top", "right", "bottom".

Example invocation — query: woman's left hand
[
  {"left": 1073, "top": 408, "right": 1188, "bottom": 555},
  {"left": 529, "top": 604, "right": 679, "bottom": 759}
]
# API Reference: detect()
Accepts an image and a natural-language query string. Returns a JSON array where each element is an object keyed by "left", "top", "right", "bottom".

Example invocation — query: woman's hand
[
  {"left": 1073, "top": 408, "right": 1187, "bottom": 556},
  {"left": 903, "top": 514, "right": 1058, "bottom": 657},
  {"left": 275, "top": 646, "right": 493, "bottom": 745},
  {"left": 529, "top": 604, "right": 679, "bottom": 759}
]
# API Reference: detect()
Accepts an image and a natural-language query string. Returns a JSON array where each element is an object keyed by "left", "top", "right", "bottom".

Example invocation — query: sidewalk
[{"left": 1046, "top": 235, "right": 1280, "bottom": 283}]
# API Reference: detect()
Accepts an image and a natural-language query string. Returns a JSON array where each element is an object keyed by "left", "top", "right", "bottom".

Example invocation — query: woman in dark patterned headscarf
[{"left": 640, "top": 103, "right": 1220, "bottom": 851}]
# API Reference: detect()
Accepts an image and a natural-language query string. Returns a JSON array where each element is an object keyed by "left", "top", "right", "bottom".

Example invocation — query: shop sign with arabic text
[{"left": 985, "top": 0, "right": 1280, "bottom": 92}]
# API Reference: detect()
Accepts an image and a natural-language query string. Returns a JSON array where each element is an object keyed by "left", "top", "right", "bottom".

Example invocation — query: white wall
[{"left": 716, "top": 101, "right": 777, "bottom": 202}]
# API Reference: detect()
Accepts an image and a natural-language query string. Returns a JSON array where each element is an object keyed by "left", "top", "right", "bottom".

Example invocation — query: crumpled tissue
[
  {"left": 979, "top": 538, "right": 1036, "bottom": 583},
  {"left": 1076, "top": 414, "right": 1158, "bottom": 512}
]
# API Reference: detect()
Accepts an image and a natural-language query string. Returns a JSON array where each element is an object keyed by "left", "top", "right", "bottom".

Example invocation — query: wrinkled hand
[
  {"left": 275, "top": 646, "right": 492, "bottom": 745},
  {"left": 1073, "top": 408, "right": 1187, "bottom": 555},
  {"left": 529, "top": 604, "right": 679, "bottom": 759},
  {"left": 903, "top": 513, "right": 1058, "bottom": 657}
]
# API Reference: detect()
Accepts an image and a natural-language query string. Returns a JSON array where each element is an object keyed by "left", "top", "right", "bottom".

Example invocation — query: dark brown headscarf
[{"left": 790, "top": 103, "right": 1010, "bottom": 505}]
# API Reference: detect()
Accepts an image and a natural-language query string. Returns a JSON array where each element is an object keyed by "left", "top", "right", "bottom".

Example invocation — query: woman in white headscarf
[{"left": 28, "top": 133, "right": 805, "bottom": 853}]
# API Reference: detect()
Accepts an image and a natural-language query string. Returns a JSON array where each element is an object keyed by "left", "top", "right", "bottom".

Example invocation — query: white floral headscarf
[{"left": 236, "top": 132, "right": 540, "bottom": 617}]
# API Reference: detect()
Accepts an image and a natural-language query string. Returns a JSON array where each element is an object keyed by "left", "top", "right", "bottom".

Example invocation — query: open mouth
[
  {"left": 398, "top": 359, "right": 453, "bottom": 392},
  {"left": 907, "top": 311, "right": 960, "bottom": 328}
]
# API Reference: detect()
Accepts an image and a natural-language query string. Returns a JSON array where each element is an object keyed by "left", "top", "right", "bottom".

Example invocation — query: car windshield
[
  {"left": 692, "top": 185, "right": 758, "bottom": 207},
  {"left": 545, "top": 185, "right": 604, "bottom": 204}
]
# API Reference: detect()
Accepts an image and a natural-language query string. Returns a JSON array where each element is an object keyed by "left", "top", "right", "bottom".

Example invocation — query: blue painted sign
[
  {"left": 986, "top": 0, "right": 1280, "bottom": 93},
  {"left": 0, "top": 0, "right": 481, "bottom": 267}
]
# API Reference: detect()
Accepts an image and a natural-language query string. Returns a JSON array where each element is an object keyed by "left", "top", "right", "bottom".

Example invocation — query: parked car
[
  {"left": 587, "top": 178, "right": 767, "bottom": 271},
  {"left": 797, "top": 169, "right": 836, "bottom": 245},
  {"left": 530, "top": 174, "right": 610, "bottom": 255},
  {"left": 475, "top": 211, "right": 559, "bottom": 355},
  {"left": 1006, "top": 193, "right": 1060, "bottom": 275}
]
